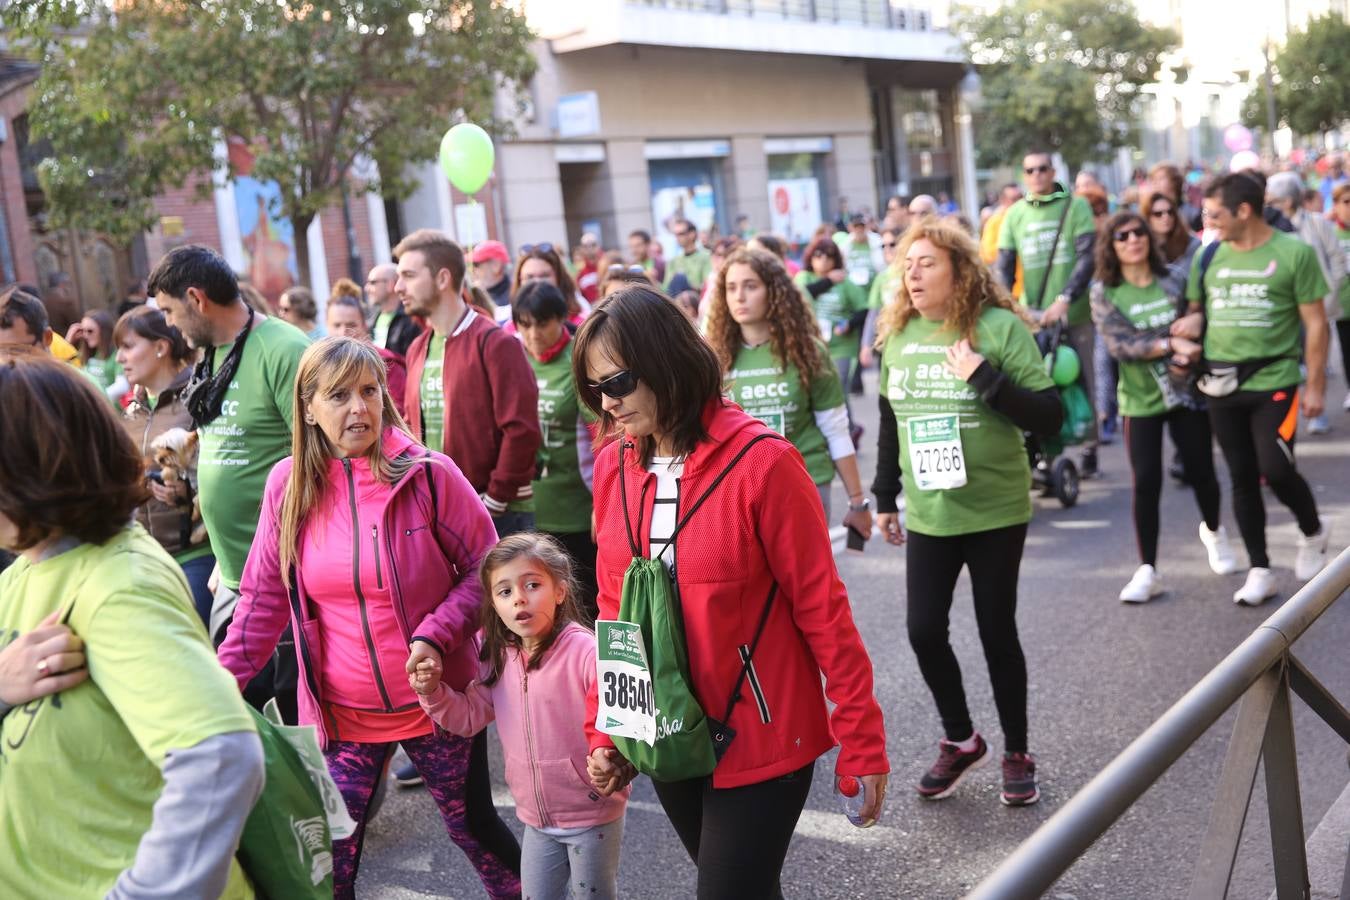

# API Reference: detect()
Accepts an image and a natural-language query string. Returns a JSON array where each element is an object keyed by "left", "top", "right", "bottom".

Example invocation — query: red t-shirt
[{"left": 577, "top": 262, "right": 600, "bottom": 302}]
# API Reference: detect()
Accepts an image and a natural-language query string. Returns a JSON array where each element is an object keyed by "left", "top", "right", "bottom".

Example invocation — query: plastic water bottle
[{"left": 838, "top": 775, "right": 876, "bottom": 828}]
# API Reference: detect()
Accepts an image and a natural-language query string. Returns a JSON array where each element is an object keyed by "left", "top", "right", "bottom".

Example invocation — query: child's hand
[
  {"left": 409, "top": 657, "right": 442, "bottom": 695},
  {"left": 587, "top": 747, "right": 636, "bottom": 795}
]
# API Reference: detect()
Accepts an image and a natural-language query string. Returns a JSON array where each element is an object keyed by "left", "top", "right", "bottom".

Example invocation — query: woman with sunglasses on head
[
  {"left": 1090, "top": 211, "right": 1236, "bottom": 603},
  {"left": 708, "top": 247, "right": 872, "bottom": 532},
  {"left": 514, "top": 243, "right": 592, "bottom": 324},
  {"left": 575, "top": 287, "right": 888, "bottom": 899},
  {"left": 600, "top": 263, "right": 654, "bottom": 299},
  {"left": 795, "top": 237, "right": 870, "bottom": 439},
  {"left": 1143, "top": 190, "right": 1202, "bottom": 285}
]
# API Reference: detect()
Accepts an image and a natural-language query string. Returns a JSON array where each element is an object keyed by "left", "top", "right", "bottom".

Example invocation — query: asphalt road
[{"left": 358, "top": 372, "right": 1350, "bottom": 900}]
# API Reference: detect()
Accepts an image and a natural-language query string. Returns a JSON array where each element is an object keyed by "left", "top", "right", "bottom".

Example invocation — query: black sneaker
[
  {"left": 393, "top": 760, "right": 423, "bottom": 788},
  {"left": 916, "top": 734, "right": 991, "bottom": 800},
  {"left": 1000, "top": 752, "right": 1040, "bottom": 806},
  {"left": 1079, "top": 448, "right": 1099, "bottom": 479}
]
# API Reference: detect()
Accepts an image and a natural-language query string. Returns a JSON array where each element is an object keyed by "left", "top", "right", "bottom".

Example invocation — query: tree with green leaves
[
  {"left": 5, "top": 0, "right": 537, "bottom": 283},
  {"left": 1242, "top": 13, "right": 1350, "bottom": 138},
  {"left": 957, "top": 0, "right": 1178, "bottom": 172}
]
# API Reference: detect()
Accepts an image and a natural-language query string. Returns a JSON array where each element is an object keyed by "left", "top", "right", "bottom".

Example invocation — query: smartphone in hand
[{"left": 846, "top": 524, "right": 866, "bottom": 555}]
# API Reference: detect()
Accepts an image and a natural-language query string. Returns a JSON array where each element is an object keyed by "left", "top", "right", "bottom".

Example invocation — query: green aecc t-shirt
[
  {"left": 1185, "top": 230, "right": 1329, "bottom": 392},
  {"left": 997, "top": 191, "right": 1096, "bottom": 326},
  {"left": 0, "top": 526, "right": 256, "bottom": 899},
  {"left": 724, "top": 341, "right": 847, "bottom": 485},
  {"left": 1106, "top": 278, "right": 1178, "bottom": 418},
  {"left": 880, "top": 307, "right": 1052, "bottom": 536},
  {"left": 530, "top": 340, "right": 598, "bottom": 534}
]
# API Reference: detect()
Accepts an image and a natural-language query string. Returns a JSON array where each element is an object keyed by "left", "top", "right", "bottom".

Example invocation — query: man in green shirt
[
  {"left": 663, "top": 218, "right": 712, "bottom": 293},
  {"left": 1175, "top": 172, "right": 1331, "bottom": 605},
  {"left": 996, "top": 150, "right": 1101, "bottom": 475},
  {"left": 150, "top": 244, "right": 309, "bottom": 717}
]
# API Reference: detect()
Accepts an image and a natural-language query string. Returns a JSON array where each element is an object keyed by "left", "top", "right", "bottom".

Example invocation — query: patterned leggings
[{"left": 324, "top": 729, "right": 522, "bottom": 899}]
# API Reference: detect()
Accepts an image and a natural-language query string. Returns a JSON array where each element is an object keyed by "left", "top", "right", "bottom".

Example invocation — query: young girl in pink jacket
[{"left": 411, "top": 533, "right": 630, "bottom": 900}]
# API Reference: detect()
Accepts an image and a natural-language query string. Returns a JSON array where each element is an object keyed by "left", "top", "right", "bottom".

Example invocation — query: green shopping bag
[
  {"left": 595, "top": 434, "right": 781, "bottom": 782},
  {"left": 236, "top": 700, "right": 353, "bottom": 899}
]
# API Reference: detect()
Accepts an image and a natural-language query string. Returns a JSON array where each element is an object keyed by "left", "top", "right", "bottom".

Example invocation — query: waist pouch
[{"left": 1196, "top": 356, "right": 1291, "bottom": 398}]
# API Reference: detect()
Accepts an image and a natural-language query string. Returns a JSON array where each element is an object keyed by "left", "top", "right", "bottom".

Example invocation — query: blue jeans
[
  {"left": 178, "top": 553, "right": 216, "bottom": 627},
  {"left": 491, "top": 510, "right": 535, "bottom": 539}
]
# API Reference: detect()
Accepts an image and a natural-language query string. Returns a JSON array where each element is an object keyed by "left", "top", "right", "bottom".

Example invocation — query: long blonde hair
[
  {"left": 876, "top": 218, "right": 1034, "bottom": 348},
  {"left": 277, "top": 337, "right": 416, "bottom": 584}
]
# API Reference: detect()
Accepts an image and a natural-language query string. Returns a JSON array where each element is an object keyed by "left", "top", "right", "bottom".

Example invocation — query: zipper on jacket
[
  {"left": 344, "top": 459, "right": 394, "bottom": 711},
  {"left": 370, "top": 525, "right": 384, "bottom": 590},
  {"left": 522, "top": 670, "right": 550, "bottom": 827}
]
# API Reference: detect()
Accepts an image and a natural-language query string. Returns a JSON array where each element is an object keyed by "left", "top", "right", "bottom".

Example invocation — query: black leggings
[
  {"left": 1208, "top": 387, "right": 1321, "bottom": 569},
  {"left": 652, "top": 761, "right": 814, "bottom": 900},
  {"left": 1123, "top": 407, "right": 1222, "bottom": 566},
  {"left": 1338, "top": 319, "right": 1350, "bottom": 390},
  {"left": 906, "top": 523, "right": 1029, "bottom": 753}
]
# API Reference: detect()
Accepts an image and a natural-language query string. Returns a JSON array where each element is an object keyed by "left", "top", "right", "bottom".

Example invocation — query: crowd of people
[{"left": 0, "top": 141, "right": 1345, "bottom": 899}]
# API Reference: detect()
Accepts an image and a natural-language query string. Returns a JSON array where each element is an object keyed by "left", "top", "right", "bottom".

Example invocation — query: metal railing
[
  {"left": 626, "top": 0, "right": 946, "bottom": 31},
  {"left": 968, "top": 547, "right": 1350, "bottom": 900}
]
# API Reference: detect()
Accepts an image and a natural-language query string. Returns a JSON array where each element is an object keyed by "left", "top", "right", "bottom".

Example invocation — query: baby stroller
[{"left": 1026, "top": 322, "right": 1094, "bottom": 507}]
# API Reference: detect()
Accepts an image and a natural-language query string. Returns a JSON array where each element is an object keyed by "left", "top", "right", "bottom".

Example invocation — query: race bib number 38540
[
  {"left": 595, "top": 620, "right": 657, "bottom": 745},
  {"left": 906, "top": 413, "right": 968, "bottom": 490}
]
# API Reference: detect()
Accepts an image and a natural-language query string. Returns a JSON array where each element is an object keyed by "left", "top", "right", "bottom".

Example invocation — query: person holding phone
[
  {"left": 707, "top": 247, "right": 872, "bottom": 533},
  {"left": 873, "top": 219, "right": 1062, "bottom": 807}
]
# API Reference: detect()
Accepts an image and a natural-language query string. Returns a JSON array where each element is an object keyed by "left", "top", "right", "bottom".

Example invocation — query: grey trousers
[{"left": 520, "top": 816, "right": 625, "bottom": 900}]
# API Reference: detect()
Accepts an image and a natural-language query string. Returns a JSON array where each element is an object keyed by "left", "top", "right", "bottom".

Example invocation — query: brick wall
[{"left": 146, "top": 177, "right": 223, "bottom": 265}]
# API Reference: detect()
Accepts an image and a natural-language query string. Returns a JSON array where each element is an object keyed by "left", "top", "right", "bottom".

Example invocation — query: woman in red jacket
[{"left": 574, "top": 287, "right": 889, "bottom": 899}]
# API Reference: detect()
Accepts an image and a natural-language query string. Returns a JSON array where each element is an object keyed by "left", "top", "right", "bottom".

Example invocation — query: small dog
[{"left": 151, "top": 428, "right": 205, "bottom": 545}]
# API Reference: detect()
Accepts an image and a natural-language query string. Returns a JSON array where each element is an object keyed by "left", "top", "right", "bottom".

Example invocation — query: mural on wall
[{"left": 228, "top": 136, "right": 297, "bottom": 304}]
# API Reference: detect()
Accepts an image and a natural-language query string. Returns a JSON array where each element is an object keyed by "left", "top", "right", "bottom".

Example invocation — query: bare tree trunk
[{"left": 292, "top": 212, "right": 314, "bottom": 290}]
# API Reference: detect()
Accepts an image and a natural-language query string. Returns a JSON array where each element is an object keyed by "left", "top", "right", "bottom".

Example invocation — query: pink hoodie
[{"left": 420, "top": 622, "right": 628, "bottom": 830}]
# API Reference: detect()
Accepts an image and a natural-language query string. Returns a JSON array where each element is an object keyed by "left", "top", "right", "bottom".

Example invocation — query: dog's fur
[{"left": 150, "top": 428, "right": 205, "bottom": 545}]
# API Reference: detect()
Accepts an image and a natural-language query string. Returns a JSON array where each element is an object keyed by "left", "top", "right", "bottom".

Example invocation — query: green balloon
[
  {"left": 1050, "top": 344, "right": 1081, "bottom": 387},
  {"left": 439, "top": 123, "right": 495, "bottom": 195}
]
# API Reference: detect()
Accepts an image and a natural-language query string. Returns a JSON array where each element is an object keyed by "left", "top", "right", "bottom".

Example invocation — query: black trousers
[
  {"left": 652, "top": 761, "right": 814, "bottom": 900},
  {"left": 1338, "top": 319, "right": 1350, "bottom": 392},
  {"left": 1207, "top": 387, "right": 1320, "bottom": 569},
  {"left": 906, "top": 523, "right": 1029, "bottom": 753},
  {"left": 1123, "top": 407, "right": 1222, "bottom": 566}
]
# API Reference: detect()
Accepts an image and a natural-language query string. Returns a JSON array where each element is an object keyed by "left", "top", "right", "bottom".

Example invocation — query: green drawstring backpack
[{"left": 597, "top": 434, "right": 780, "bottom": 782}]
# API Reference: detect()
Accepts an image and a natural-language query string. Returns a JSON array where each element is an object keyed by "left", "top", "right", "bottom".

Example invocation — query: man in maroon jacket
[{"left": 397, "top": 228, "right": 541, "bottom": 539}]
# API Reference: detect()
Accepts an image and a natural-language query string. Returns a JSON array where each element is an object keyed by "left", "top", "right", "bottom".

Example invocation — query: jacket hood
[
  {"left": 1026, "top": 183, "right": 1069, "bottom": 205},
  {"left": 132, "top": 365, "right": 193, "bottom": 408}
]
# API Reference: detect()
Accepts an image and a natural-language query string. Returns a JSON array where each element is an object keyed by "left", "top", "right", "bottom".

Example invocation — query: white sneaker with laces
[
  {"left": 1233, "top": 567, "right": 1278, "bottom": 606},
  {"left": 1295, "top": 519, "right": 1331, "bottom": 581},
  {"left": 1198, "top": 523, "right": 1239, "bottom": 575},
  {"left": 1119, "top": 564, "right": 1163, "bottom": 603}
]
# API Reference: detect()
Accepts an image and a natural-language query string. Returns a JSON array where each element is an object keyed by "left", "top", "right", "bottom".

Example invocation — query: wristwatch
[
  {"left": 848, "top": 498, "right": 871, "bottom": 513},
  {"left": 1054, "top": 293, "right": 1070, "bottom": 306}
]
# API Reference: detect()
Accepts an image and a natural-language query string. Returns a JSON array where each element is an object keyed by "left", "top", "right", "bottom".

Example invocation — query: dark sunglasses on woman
[{"left": 589, "top": 369, "right": 639, "bottom": 400}]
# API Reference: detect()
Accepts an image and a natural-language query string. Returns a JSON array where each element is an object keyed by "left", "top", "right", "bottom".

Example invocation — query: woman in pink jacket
[
  {"left": 217, "top": 337, "right": 521, "bottom": 899},
  {"left": 413, "top": 532, "right": 629, "bottom": 900}
]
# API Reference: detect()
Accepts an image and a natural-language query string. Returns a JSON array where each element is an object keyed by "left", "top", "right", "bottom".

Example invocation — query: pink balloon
[
  {"left": 1223, "top": 123, "right": 1254, "bottom": 153},
  {"left": 1229, "top": 150, "right": 1261, "bottom": 173}
]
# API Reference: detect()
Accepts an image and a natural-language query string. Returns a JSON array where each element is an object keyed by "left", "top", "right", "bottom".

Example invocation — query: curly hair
[
  {"left": 802, "top": 235, "right": 844, "bottom": 271},
  {"left": 876, "top": 218, "right": 1033, "bottom": 349},
  {"left": 707, "top": 248, "right": 827, "bottom": 392},
  {"left": 1095, "top": 210, "right": 1170, "bottom": 288}
]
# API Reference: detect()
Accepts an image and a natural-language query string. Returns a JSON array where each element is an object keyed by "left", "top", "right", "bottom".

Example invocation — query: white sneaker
[
  {"left": 1308, "top": 415, "right": 1331, "bottom": 435},
  {"left": 1342, "top": 393, "right": 1350, "bottom": 412},
  {"left": 1295, "top": 519, "right": 1331, "bottom": 581},
  {"left": 1198, "top": 523, "right": 1240, "bottom": 575},
  {"left": 1119, "top": 564, "right": 1163, "bottom": 603},
  {"left": 1233, "top": 567, "right": 1278, "bottom": 606}
]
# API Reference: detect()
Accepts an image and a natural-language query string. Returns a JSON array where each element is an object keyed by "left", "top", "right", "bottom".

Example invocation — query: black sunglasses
[
  {"left": 519, "top": 242, "right": 554, "bottom": 255},
  {"left": 589, "top": 369, "right": 639, "bottom": 400},
  {"left": 1149, "top": 207, "right": 1176, "bottom": 218},
  {"left": 1024, "top": 164, "right": 1052, "bottom": 175},
  {"left": 1113, "top": 225, "right": 1148, "bottom": 242},
  {"left": 882, "top": 241, "right": 898, "bottom": 250}
]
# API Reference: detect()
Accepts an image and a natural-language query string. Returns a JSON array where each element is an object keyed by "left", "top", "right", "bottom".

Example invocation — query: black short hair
[
  {"left": 512, "top": 281, "right": 569, "bottom": 324},
  {"left": 628, "top": 229, "right": 651, "bottom": 243},
  {"left": 146, "top": 244, "right": 240, "bottom": 305},
  {"left": 0, "top": 287, "right": 49, "bottom": 337},
  {"left": 1205, "top": 172, "right": 1265, "bottom": 217}
]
